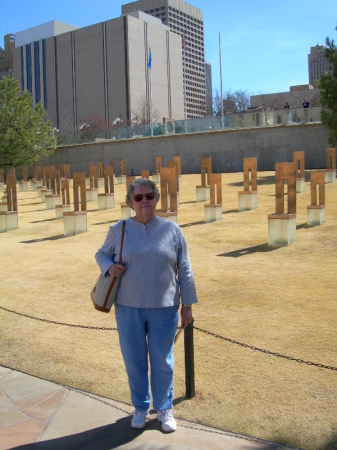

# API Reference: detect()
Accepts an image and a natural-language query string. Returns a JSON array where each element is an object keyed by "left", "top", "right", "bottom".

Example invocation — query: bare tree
[
  {"left": 132, "top": 95, "right": 161, "bottom": 124},
  {"left": 213, "top": 89, "right": 250, "bottom": 116}
]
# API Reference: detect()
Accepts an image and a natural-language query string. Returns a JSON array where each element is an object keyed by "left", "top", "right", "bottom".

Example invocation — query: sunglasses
[{"left": 133, "top": 192, "right": 156, "bottom": 202}]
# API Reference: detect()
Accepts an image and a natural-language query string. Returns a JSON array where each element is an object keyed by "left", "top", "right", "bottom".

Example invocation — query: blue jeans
[{"left": 115, "top": 304, "right": 179, "bottom": 411}]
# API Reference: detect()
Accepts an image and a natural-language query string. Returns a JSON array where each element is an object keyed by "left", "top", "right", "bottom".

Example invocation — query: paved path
[{"left": 0, "top": 366, "right": 293, "bottom": 450}]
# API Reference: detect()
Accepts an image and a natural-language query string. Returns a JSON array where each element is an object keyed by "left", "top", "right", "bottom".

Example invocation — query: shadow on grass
[
  {"left": 223, "top": 209, "right": 239, "bottom": 214},
  {"left": 217, "top": 243, "right": 280, "bottom": 258},
  {"left": 23, "top": 202, "right": 44, "bottom": 206},
  {"left": 228, "top": 171, "right": 312, "bottom": 188},
  {"left": 93, "top": 219, "right": 119, "bottom": 226},
  {"left": 229, "top": 175, "right": 275, "bottom": 187},
  {"left": 320, "top": 433, "right": 337, "bottom": 450},
  {"left": 20, "top": 235, "right": 68, "bottom": 244},
  {"left": 18, "top": 197, "right": 38, "bottom": 201},
  {"left": 179, "top": 200, "right": 198, "bottom": 205},
  {"left": 180, "top": 220, "right": 206, "bottom": 228},
  {"left": 18, "top": 210, "right": 45, "bottom": 214},
  {"left": 30, "top": 218, "right": 59, "bottom": 223},
  {"left": 11, "top": 415, "right": 170, "bottom": 449},
  {"left": 173, "top": 396, "right": 190, "bottom": 407},
  {"left": 297, "top": 223, "right": 310, "bottom": 230}
]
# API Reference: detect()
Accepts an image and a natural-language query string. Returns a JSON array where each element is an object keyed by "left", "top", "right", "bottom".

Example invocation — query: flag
[{"left": 148, "top": 49, "right": 152, "bottom": 69}]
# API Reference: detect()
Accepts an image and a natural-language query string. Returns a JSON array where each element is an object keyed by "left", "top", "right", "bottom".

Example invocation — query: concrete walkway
[{"left": 0, "top": 366, "right": 293, "bottom": 450}]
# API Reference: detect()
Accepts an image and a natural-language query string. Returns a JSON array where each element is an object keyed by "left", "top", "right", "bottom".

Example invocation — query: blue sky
[{"left": 1, "top": 0, "right": 336, "bottom": 97}]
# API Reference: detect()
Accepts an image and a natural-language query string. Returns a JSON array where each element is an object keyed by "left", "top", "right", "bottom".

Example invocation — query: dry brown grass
[{"left": 1, "top": 172, "right": 337, "bottom": 449}]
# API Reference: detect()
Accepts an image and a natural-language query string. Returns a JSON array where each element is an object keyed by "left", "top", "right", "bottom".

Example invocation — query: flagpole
[
  {"left": 149, "top": 46, "right": 153, "bottom": 137},
  {"left": 183, "top": 32, "right": 187, "bottom": 133},
  {"left": 219, "top": 31, "right": 224, "bottom": 129}
]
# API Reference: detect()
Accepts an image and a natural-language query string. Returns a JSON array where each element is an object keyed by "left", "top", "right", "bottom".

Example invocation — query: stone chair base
[
  {"left": 45, "top": 195, "right": 61, "bottom": 210},
  {"left": 86, "top": 188, "right": 98, "bottom": 202},
  {"left": 196, "top": 186, "right": 210, "bottom": 202},
  {"left": 307, "top": 205, "right": 325, "bottom": 226},
  {"left": 0, "top": 211, "right": 18, "bottom": 233},
  {"left": 204, "top": 204, "right": 222, "bottom": 223},
  {"left": 268, "top": 213, "right": 296, "bottom": 246},
  {"left": 98, "top": 193, "right": 115, "bottom": 210},
  {"left": 296, "top": 178, "right": 305, "bottom": 193},
  {"left": 31, "top": 181, "right": 42, "bottom": 191},
  {"left": 238, "top": 191, "right": 257, "bottom": 211},
  {"left": 0, "top": 202, "right": 8, "bottom": 212},
  {"left": 63, "top": 211, "right": 87, "bottom": 236},
  {"left": 121, "top": 204, "right": 136, "bottom": 220},
  {"left": 325, "top": 170, "right": 336, "bottom": 184},
  {"left": 18, "top": 182, "right": 28, "bottom": 192},
  {"left": 41, "top": 189, "right": 52, "bottom": 202},
  {"left": 55, "top": 205, "right": 70, "bottom": 219},
  {"left": 116, "top": 175, "right": 126, "bottom": 184},
  {"left": 156, "top": 211, "right": 177, "bottom": 223}
]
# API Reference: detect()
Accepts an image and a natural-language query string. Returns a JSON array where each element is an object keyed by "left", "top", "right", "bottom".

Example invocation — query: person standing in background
[
  {"left": 303, "top": 98, "right": 310, "bottom": 123},
  {"left": 284, "top": 102, "right": 291, "bottom": 125}
]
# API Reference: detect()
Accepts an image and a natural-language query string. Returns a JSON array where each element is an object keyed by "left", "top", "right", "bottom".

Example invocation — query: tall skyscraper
[
  {"left": 122, "top": 0, "right": 206, "bottom": 119},
  {"left": 205, "top": 62, "right": 212, "bottom": 116},
  {"left": 0, "top": 34, "right": 15, "bottom": 79},
  {"left": 308, "top": 45, "right": 332, "bottom": 88}
]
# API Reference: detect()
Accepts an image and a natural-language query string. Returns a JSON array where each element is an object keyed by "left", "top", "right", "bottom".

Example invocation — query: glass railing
[{"left": 56, "top": 107, "right": 322, "bottom": 146}]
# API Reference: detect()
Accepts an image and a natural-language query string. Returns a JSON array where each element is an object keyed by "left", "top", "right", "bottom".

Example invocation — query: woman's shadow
[{"left": 12, "top": 398, "right": 189, "bottom": 449}]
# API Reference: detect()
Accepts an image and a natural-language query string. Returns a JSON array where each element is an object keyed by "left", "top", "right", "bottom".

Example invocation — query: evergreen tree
[
  {"left": 0, "top": 77, "right": 56, "bottom": 169},
  {"left": 318, "top": 27, "right": 337, "bottom": 145}
]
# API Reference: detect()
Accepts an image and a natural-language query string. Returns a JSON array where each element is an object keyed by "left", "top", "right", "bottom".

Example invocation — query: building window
[
  {"left": 34, "top": 41, "right": 41, "bottom": 104},
  {"left": 26, "top": 44, "right": 32, "bottom": 94},
  {"left": 42, "top": 39, "right": 47, "bottom": 109},
  {"left": 21, "top": 47, "right": 24, "bottom": 90}
]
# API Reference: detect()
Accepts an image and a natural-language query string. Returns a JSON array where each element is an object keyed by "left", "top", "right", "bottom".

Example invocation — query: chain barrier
[
  {"left": 1, "top": 305, "right": 336, "bottom": 373},
  {"left": 194, "top": 326, "right": 337, "bottom": 372},
  {"left": 0, "top": 306, "right": 117, "bottom": 331}
]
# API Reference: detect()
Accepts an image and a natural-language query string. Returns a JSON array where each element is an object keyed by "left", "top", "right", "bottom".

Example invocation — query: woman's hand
[
  {"left": 108, "top": 264, "right": 127, "bottom": 278},
  {"left": 181, "top": 305, "right": 193, "bottom": 329}
]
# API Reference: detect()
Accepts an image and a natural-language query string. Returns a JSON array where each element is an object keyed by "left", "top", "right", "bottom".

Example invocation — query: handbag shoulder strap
[{"left": 118, "top": 221, "right": 126, "bottom": 264}]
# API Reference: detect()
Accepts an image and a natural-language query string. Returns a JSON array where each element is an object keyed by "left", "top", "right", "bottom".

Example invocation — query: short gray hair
[{"left": 126, "top": 178, "right": 160, "bottom": 206}]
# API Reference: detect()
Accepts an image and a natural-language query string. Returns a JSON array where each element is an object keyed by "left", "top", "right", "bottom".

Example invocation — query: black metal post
[{"left": 184, "top": 318, "right": 195, "bottom": 398}]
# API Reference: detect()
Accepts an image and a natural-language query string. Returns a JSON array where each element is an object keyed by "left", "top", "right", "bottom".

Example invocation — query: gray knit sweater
[{"left": 95, "top": 216, "right": 198, "bottom": 308}]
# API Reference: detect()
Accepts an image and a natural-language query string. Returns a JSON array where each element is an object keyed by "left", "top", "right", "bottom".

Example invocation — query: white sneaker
[
  {"left": 157, "top": 409, "right": 177, "bottom": 432},
  {"left": 131, "top": 409, "right": 150, "bottom": 429}
]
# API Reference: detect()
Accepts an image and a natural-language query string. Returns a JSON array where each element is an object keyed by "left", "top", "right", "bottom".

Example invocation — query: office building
[
  {"left": 251, "top": 85, "right": 320, "bottom": 110},
  {"left": 205, "top": 62, "right": 212, "bottom": 116},
  {"left": 0, "top": 34, "right": 15, "bottom": 79},
  {"left": 122, "top": 0, "right": 206, "bottom": 118},
  {"left": 12, "top": 15, "right": 184, "bottom": 132},
  {"left": 308, "top": 45, "right": 333, "bottom": 88}
]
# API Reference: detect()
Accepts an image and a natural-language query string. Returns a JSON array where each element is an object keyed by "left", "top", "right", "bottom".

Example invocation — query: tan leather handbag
[{"left": 91, "top": 221, "right": 126, "bottom": 312}]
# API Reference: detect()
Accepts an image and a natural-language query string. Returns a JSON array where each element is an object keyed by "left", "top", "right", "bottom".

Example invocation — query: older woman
[{"left": 95, "top": 178, "right": 197, "bottom": 432}]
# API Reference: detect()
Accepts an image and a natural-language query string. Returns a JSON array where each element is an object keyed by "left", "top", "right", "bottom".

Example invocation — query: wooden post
[{"left": 184, "top": 318, "right": 195, "bottom": 398}]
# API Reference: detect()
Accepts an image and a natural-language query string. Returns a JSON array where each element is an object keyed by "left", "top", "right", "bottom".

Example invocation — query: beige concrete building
[
  {"left": 308, "top": 45, "right": 333, "bottom": 88},
  {"left": 0, "top": 34, "right": 15, "bottom": 79},
  {"left": 122, "top": 0, "right": 206, "bottom": 118},
  {"left": 290, "top": 84, "right": 313, "bottom": 91},
  {"left": 12, "top": 14, "right": 184, "bottom": 133},
  {"left": 250, "top": 85, "right": 320, "bottom": 110}
]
